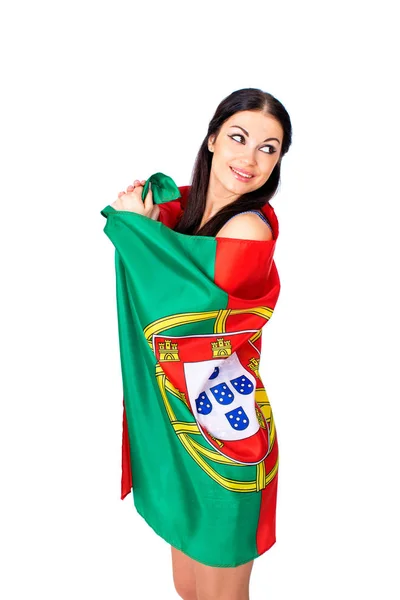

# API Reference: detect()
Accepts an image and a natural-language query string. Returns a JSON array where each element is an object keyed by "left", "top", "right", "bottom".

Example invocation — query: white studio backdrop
[{"left": 1, "top": 1, "right": 399, "bottom": 599}]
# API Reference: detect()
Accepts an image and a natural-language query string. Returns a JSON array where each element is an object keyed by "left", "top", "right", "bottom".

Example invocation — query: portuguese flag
[{"left": 101, "top": 173, "right": 281, "bottom": 567}]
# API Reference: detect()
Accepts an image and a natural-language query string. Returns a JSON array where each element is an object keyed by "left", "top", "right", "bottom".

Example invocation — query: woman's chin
[{"left": 226, "top": 179, "right": 255, "bottom": 194}]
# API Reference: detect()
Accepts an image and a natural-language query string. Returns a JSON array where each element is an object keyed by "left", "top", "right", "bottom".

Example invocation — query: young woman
[{"left": 110, "top": 88, "right": 292, "bottom": 600}]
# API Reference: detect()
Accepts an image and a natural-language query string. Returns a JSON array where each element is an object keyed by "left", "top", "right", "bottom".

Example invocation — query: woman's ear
[{"left": 208, "top": 135, "right": 215, "bottom": 153}]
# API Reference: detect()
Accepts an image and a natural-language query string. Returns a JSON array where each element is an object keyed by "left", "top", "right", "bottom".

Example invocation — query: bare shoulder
[{"left": 215, "top": 212, "right": 273, "bottom": 241}]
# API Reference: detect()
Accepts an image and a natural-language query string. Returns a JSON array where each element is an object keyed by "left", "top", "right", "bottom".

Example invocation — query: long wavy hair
[{"left": 174, "top": 88, "right": 292, "bottom": 237}]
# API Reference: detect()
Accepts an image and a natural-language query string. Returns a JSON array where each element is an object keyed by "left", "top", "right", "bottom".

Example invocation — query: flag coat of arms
[{"left": 101, "top": 173, "right": 281, "bottom": 567}]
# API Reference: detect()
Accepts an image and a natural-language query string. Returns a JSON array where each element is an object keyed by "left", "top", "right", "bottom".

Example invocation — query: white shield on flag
[{"left": 184, "top": 351, "right": 260, "bottom": 441}]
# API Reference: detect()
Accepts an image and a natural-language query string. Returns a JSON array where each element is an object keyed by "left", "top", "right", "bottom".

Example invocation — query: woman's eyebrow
[{"left": 229, "top": 125, "right": 281, "bottom": 145}]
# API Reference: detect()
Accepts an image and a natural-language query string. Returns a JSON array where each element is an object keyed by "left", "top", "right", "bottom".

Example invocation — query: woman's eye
[
  {"left": 229, "top": 135, "right": 276, "bottom": 154},
  {"left": 260, "top": 146, "right": 276, "bottom": 154},
  {"left": 230, "top": 134, "right": 244, "bottom": 143}
]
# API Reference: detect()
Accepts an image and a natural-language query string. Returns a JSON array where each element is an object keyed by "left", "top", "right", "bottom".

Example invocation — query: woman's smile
[{"left": 229, "top": 166, "right": 255, "bottom": 181}]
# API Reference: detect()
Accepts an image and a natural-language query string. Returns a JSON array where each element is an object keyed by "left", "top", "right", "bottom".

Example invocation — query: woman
[{"left": 109, "top": 88, "right": 292, "bottom": 600}]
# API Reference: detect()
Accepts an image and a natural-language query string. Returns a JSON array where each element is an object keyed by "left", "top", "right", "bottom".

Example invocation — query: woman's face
[{"left": 208, "top": 110, "right": 283, "bottom": 198}]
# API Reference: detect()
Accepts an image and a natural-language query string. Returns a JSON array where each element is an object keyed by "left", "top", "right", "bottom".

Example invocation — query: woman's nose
[{"left": 240, "top": 145, "right": 257, "bottom": 164}]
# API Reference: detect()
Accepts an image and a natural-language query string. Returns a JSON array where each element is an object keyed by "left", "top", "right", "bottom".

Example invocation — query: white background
[{"left": 1, "top": 1, "right": 399, "bottom": 598}]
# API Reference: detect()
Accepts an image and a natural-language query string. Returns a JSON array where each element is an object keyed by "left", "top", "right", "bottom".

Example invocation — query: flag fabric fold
[{"left": 101, "top": 173, "right": 281, "bottom": 567}]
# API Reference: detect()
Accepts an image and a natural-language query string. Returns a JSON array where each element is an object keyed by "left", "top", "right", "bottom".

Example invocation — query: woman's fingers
[
  {"left": 143, "top": 182, "right": 154, "bottom": 214},
  {"left": 123, "top": 179, "right": 146, "bottom": 193},
  {"left": 113, "top": 179, "right": 151, "bottom": 215}
]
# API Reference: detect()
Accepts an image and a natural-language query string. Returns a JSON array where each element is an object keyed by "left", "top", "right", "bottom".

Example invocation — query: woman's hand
[{"left": 111, "top": 179, "right": 160, "bottom": 221}]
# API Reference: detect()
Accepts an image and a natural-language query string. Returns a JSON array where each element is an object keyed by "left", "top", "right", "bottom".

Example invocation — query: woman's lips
[{"left": 230, "top": 166, "right": 255, "bottom": 182}]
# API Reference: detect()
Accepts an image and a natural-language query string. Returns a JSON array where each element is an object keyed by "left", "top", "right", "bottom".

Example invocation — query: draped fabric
[{"left": 101, "top": 173, "right": 281, "bottom": 567}]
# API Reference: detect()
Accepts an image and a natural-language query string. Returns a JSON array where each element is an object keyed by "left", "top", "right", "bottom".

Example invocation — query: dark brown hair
[{"left": 174, "top": 88, "right": 292, "bottom": 237}]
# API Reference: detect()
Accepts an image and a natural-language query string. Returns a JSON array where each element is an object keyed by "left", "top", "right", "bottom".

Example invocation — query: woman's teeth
[{"left": 230, "top": 167, "right": 254, "bottom": 179}]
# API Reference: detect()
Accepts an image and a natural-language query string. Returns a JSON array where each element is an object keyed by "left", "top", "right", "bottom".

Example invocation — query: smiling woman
[
  {"left": 198, "top": 110, "right": 283, "bottom": 239},
  {"left": 174, "top": 88, "right": 292, "bottom": 240},
  {"left": 101, "top": 87, "right": 292, "bottom": 600}
]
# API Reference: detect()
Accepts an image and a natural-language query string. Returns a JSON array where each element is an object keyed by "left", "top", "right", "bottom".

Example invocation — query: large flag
[{"left": 101, "top": 173, "right": 281, "bottom": 567}]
